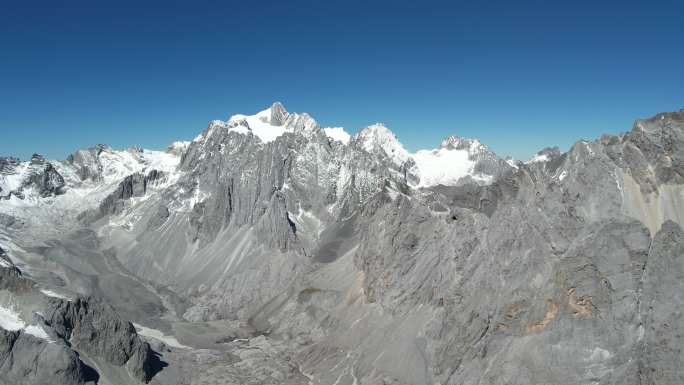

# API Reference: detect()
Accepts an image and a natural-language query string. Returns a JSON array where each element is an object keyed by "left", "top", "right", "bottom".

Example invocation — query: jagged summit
[
  {"left": 200, "top": 102, "right": 326, "bottom": 144},
  {"left": 269, "top": 101, "right": 288, "bottom": 125},
  {"left": 30, "top": 153, "right": 46, "bottom": 165},
  {"left": 440, "top": 135, "right": 483, "bottom": 151},
  {"left": 354, "top": 123, "right": 410, "bottom": 165},
  {"left": 527, "top": 146, "right": 562, "bottom": 163},
  {"left": 11, "top": 102, "right": 681, "bottom": 198},
  {"left": 0, "top": 103, "right": 519, "bottom": 203}
]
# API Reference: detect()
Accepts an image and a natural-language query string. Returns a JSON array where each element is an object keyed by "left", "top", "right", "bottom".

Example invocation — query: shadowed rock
[{"left": 44, "top": 297, "right": 159, "bottom": 383}]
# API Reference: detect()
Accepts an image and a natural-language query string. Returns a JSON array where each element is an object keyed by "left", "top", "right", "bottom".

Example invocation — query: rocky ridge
[{"left": 0, "top": 103, "right": 683, "bottom": 384}]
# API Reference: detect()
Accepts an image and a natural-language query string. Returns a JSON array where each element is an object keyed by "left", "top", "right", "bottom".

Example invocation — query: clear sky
[{"left": 1, "top": 0, "right": 683, "bottom": 160}]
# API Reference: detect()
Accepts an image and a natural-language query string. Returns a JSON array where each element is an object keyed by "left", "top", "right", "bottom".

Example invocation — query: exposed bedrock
[{"left": 1, "top": 105, "right": 683, "bottom": 384}]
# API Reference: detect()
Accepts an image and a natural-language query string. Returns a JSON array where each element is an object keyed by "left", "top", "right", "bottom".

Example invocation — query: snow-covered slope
[
  {"left": 0, "top": 144, "right": 183, "bottom": 231},
  {"left": 0, "top": 161, "right": 28, "bottom": 196},
  {"left": 413, "top": 147, "right": 483, "bottom": 186},
  {"left": 92, "top": 147, "right": 180, "bottom": 184},
  {"left": 323, "top": 127, "right": 351, "bottom": 144},
  {"left": 411, "top": 136, "right": 503, "bottom": 187},
  {"left": 225, "top": 106, "right": 289, "bottom": 143},
  {"left": 194, "top": 102, "right": 323, "bottom": 145},
  {"left": 355, "top": 123, "right": 411, "bottom": 166}
]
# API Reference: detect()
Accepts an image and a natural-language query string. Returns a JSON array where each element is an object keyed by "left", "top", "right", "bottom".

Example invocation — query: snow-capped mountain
[
  {"left": 411, "top": 135, "right": 513, "bottom": 187},
  {"left": 354, "top": 123, "right": 411, "bottom": 165},
  {"left": 1, "top": 102, "right": 515, "bottom": 220},
  {"left": 196, "top": 101, "right": 320, "bottom": 145},
  {"left": 1, "top": 103, "right": 684, "bottom": 385}
]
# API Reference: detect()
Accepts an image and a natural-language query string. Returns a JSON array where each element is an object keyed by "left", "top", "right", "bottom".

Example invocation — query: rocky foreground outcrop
[
  {"left": 0, "top": 328, "right": 87, "bottom": 385},
  {"left": 0, "top": 250, "right": 159, "bottom": 384},
  {"left": 44, "top": 297, "right": 157, "bottom": 383}
]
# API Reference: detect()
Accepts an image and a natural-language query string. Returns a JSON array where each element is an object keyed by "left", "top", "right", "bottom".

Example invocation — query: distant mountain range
[{"left": 1, "top": 103, "right": 683, "bottom": 385}]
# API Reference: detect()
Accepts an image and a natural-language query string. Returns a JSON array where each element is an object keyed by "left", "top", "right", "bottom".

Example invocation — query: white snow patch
[
  {"left": 40, "top": 289, "right": 71, "bottom": 301},
  {"left": 588, "top": 347, "right": 612, "bottom": 361},
  {"left": 0, "top": 259, "right": 11, "bottom": 268},
  {"left": 0, "top": 305, "right": 55, "bottom": 342},
  {"left": 324, "top": 127, "right": 351, "bottom": 144},
  {"left": 133, "top": 323, "right": 191, "bottom": 349},
  {"left": 229, "top": 124, "right": 251, "bottom": 136},
  {"left": 24, "top": 324, "right": 54, "bottom": 342},
  {"left": 226, "top": 107, "right": 290, "bottom": 143},
  {"left": 290, "top": 203, "right": 324, "bottom": 237},
  {"left": 506, "top": 158, "right": 519, "bottom": 169},
  {"left": 527, "top": 153, "right": 550, "bottom": 164},
  {"left": 0, "top": 305, "right": 25, "bottom": 331},
  {"left": 141, "top": 149, "right": 180, "bottom": 173},
  {"left": 0, "top": 162, "right": 29, "bottom": 194},
  {"left": 187, "top": 180, "right": 211, "bottom": 208},
  {"left": 412, "top": 147, "right": 491, "bottom": 187},
  {"left": 614, "top": 171, "right": 624, "bottom": 202},
  {"left": 558, "top": 170, "right": 568, "bottom": 181},
  {"left": 168, "top": 141, "right": 190, "bottom": 153},
  {"left": 469, "top": 139, "right": 484, "bottom": 153},
  {"left": 386, "top": 188, "right": 399, "bottom": 201}
]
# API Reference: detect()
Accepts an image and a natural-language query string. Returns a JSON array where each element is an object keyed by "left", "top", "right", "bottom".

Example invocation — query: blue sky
[{"left": 1, "top": 0, "right": 682, "bottom": 160}]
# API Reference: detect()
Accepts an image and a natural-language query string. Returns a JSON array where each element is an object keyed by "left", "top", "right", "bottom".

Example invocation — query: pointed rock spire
[{"left": 270, "top": 101, "right": 288, "bottom": 126}]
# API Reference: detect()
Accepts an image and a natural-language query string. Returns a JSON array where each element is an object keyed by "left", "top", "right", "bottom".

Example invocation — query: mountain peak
[
  {"left": 30, "top": 153, "right": 46, "bottom": 165},
  {"left": 527, "top": 146, "right": 561, "bottom": 163},
  {"left": 202, "top": 102, "right": 321, "bottom": 144},
  {"left": 355, "top": 123, "right": 410, "bottom": 165},
  {"left": 439, "top": 135, "right": 486, "bottom": 154},
  {"left": 270, "top": 101, "right": 288, "bottom": 125}
]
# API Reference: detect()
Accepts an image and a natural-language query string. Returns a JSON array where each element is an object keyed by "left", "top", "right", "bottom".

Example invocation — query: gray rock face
[
  {"left": 0, "top": 250, "right": 160, "bottom": 384},
  {"left": 1, "top": 104, "right": 683, "bottom": 385},
  {"left": 620, "top": 111, "right": 684, "bottom": 191},
  {"left": 639, "top": 220, "right": 684, "bottom": 384},
  {"left": 25, "top": 162, "right": 66, "bottom": 197},
  {"left": 97, "top": 170, "right": 165, "bottom": 217},
  {"left": 0, "top": 329, "right": 86, "bottom": 385},
  {"left": 0, "top": 157, "right": 20, "bottom": 173},
  {"left": 44, "top": 297, "right": 156, "bottom": 382},
  {"left": 126, "top": 341, "right": 155, "bottom": 383},
  {"left": 66, "top": 144, "right": 108, "bottom": 181},
  {"left": 0, "top": 255, "right": 35, "bottom": 293},
  {"left": 440, "top": 135, "right": 514, "bottom": 179}
]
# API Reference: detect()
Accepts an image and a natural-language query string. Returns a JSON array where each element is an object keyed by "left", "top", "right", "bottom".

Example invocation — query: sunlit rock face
[{"left": 1, "top": 104, "right": 683, "bottom": 385}]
